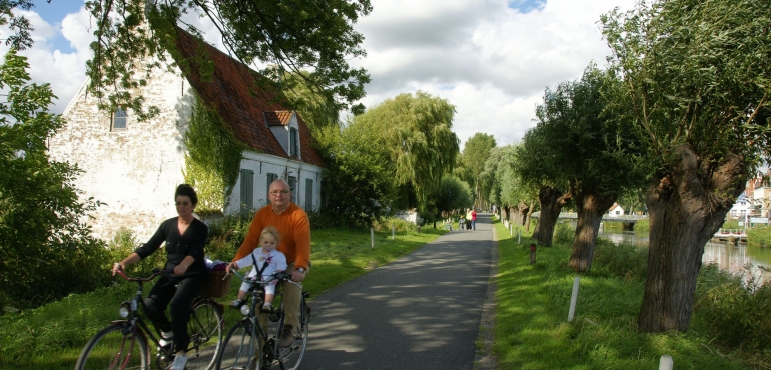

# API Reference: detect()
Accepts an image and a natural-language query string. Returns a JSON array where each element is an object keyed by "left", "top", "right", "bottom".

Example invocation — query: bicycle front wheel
[
  {"left": 75, "top": 323, "right": 150, "bottom": 370},
  {"left": 276, "top": 298, "right": 309, "bottom": 370},
  {"left": 216, "top": 319, "right": 261, "bottom": 370},
  {"left": 187, "top": 299, "right": 224, "bottom": 370}
]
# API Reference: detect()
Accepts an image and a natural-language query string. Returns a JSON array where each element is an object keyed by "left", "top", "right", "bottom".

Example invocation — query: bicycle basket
[{"left": 199, "top": 270, "right": 232, "bottom": 298}]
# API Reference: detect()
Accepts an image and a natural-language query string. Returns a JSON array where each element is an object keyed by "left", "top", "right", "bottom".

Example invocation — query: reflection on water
[{"left": 599, "top": 231, "right": 771, "bottom": 284}]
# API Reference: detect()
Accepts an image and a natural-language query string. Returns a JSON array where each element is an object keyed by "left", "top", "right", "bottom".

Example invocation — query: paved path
[{"left": 300, "top": 213, "right": 494, "bottom": 369}]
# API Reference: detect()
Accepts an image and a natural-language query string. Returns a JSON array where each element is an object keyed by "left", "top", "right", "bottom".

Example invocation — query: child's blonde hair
[{"left": 260, "top": 226, "right": 281, "bottom": 244}]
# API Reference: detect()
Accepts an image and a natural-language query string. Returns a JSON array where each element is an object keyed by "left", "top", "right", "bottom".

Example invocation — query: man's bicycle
[
  {"left": 75, "top": 269, "right": 225, "bottom": 370},
  {"left": 215, "top": 269, "right": 310, "bottom": 370}
]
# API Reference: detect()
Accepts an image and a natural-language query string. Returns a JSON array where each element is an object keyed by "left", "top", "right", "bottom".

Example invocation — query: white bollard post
[
  {"left": 518, "top": 229, "right": 521, "bottom": 244},
  {"left": 659, "top": 355, "right": 673, "bottom": 370},
  {"left": 568, "top": 276, "right": 580, "bottom": 321},
  {"left": 392, "top": 224, "right": 395, "bottom": 240},
  {"left": 371, "top": 228, "right": 374, "bottom": 248},
  {"left": 510, "top": 224, "right": 513, "bottom": 237}
]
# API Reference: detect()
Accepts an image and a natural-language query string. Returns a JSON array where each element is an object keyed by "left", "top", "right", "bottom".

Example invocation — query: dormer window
[
  {"left": 111, "top": 107, "right": 127, "bottom": 131},
  {"left": 289, "top": 127, "right": 299, "bottom": 157}
]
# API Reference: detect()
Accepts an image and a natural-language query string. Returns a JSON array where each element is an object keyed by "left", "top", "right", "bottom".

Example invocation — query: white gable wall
[
  {"left": 49, "top": 69, "right": 194, "bottom": 241},
  {"left": 228, "top": 151, "right": 324, "bottom": 214}
]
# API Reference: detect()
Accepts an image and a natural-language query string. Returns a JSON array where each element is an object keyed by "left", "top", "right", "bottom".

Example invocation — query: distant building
[
  {"left": 729, "top": 193, "right": 751, "bottom": 219},
  {"left": 745, "top": 172, "right": 770, "bottom": 218},
  {"left": 608, "top": 203, "right": 625, "bottom": 216},
  {"left": 48, "top": 28, "right": 325, "bottom": 241}
]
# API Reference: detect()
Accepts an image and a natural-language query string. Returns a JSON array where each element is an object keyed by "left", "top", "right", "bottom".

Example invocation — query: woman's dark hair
[{"left": 175, "top": 184, "right": 198, "bottom": 206}]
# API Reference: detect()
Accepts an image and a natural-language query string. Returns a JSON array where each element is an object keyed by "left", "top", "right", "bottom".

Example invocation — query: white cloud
[
  {"left": 13, "top": 0, "right": 635, "bottom": 147},
  {"left": 353, "top": 0, "right": 635, "bottom": 147}
]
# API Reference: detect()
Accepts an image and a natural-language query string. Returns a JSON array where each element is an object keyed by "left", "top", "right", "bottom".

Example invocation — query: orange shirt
[{"left": 233, "top": 203, "right": 310, "bottom": 270}]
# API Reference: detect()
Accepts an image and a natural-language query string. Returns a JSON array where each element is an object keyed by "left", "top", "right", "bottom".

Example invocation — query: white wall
[
  {"left": 226, "top": 151, "right": 324, "bottom": 214},
  {"left": 49, "top": 70, "right": 194, "bottom": 241}
]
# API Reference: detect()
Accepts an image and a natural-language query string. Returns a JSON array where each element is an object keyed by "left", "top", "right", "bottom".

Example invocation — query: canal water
[{"left": 598, "top": 230, "right": 771, "bottom": 284}]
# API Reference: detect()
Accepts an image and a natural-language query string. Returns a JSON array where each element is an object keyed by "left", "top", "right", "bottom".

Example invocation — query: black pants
[{"left": 144, "top": 275, "right": 204, "bottom": 353}]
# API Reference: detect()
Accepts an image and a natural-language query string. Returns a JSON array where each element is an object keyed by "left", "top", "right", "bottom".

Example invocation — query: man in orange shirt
[{"left": 229, "top": 179, "right": 310, "bottom": 347}]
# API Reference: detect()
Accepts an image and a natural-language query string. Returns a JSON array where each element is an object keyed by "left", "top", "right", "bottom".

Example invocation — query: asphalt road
[{"left": 300, "top": 213, "right": 494, "bottom": 370}]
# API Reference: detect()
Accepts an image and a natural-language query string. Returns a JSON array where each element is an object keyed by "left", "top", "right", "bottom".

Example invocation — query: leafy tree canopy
[
  {"left": 460, "top": 133, "right": 496, "bottom": 204},
  {"left": 351, "top": 91, "right": 460, "bottom": 213},
  {"left": 602, "top": 0, "right": 771, "bottom": 176},
  {"left": 0, "top": 50, "right": 110, "bottom": 310},
  {"left": 78, "top": 0, "right": 372, "bottom": 120},
  {"left": 434, "top": 175, "right": 473, "bottom": 216}
]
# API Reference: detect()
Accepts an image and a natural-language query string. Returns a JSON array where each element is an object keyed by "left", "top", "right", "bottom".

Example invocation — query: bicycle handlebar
[
  {"left": 114, "top": 267, "right": 203, "bottom": 282},
  {"left": 114, "top": 268, "right": 166, "bottom": 283},
  {"left": 227, "top": 269, "right": 302, "bottom": 289}
]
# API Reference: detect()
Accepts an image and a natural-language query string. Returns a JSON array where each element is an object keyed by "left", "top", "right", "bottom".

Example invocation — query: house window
[
  {"left": 111, "top": 107, "right": 127, "bottom": 131},
  {"left": 289, "top": 128, "right": 299, "bottom": 157},
  {"left": 240, "top": 169, "right": 254, "bottom": 213},
  {"left": 266, "top": 172, "right": 278, "bottom": 204},
  {"left": 305, "top": 178, "right": 313, "bottom": 211},
  {"left": 288, "top": 176, "right": 297, "bottom": 204}
]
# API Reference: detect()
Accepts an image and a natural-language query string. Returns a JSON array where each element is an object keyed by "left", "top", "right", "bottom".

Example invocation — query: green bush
[
  {"left": 204, "top": 212, "right": 253, "bottom": 261},
  {"left": 106, "top": 227, "right": 165, "bottom": 276},
  {"left": 632, "top": 217, "right": 649, "bottom": 231},
  {"left": 693, "top": 264, "right": 771, "bottom": 353},
  {"left": 593, "top": 238, "right": 648, "bottom": 280},
  {"left": 553, "top": 222, "right": 575, "bottom": 244},
  {"left": 748, "top": 225, "right": 771, "bottom": 248},
  {"left": 307, "top": 210, "right": 345, "bottom": 230},
  {"left": 372, "top": 217, "right": 418, "bottom": 233}
]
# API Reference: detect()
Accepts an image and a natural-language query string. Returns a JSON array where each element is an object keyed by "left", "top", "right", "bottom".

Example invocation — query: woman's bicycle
[
  {"left": 75, "top": 268, "right": 225, "bottom": 370},
  {"left": 215, "top": 269, "right": 310, "bottom": 370}
]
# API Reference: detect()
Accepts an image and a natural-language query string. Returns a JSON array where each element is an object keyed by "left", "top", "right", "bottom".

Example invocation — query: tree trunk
[
  {"left": 525, "top": 199, "right": 535, "bottom": 232},
  {"left": 517, "top": 201, "right": 530, "bottom": 227},
  {"left": 638, "top": 145, "right": 747, "bottom": 332},
  {"left": 532, "top": 186, "right": 571, "bottom": 246},
  {"left": 568, "top": 191, "right": 617, "bottom": 271}
]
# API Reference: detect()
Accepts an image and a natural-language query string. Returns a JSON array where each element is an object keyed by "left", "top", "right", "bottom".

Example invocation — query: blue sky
[
  {"left": 32, "top": 0, "right": 83, "bottom": 53},
  {"left": 509, "top": 0, "right": 546, "bottom": 13}
]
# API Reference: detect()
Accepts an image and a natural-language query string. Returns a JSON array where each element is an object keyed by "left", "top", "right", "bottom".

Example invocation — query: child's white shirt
[{"left": 234, "top": 247, "right": 288, "bottom": 283}]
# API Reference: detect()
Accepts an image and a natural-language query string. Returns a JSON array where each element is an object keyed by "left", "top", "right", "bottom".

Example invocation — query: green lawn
[
  {"left": 491, "top": 218, "right": 756, "bottom": 369},
  {"left": 0, "top": 226, "right": 445, "bottom": 369}
]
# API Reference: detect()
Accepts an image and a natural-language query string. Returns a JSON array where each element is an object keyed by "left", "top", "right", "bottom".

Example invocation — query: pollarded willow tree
[
  {"left": 536, "top": 65, "right": 645, "bottom": 271},
  {"left": 517, "top": 109, "right": 571, "bottom": 247},
  {"left": 83, "top": 0, "right": 372, "bottom": 119},
  {"left": 602, "top": 0, "right": 771, "bottom": 332},
  {"left": 483, "top": 144, "right": 537, "bottom": 228},
  {"left": 351, "top": 91, "right": 460, "bottom": 214}
]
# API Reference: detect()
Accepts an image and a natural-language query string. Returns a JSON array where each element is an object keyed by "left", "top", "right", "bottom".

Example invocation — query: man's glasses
[{"left": 270, "top": 190, "right": 290, "bottom": 195}]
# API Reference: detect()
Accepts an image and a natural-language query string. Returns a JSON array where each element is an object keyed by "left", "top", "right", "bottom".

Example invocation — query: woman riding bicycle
[{"left": 111, "top": 183, "right": 208, "bottom": 370}]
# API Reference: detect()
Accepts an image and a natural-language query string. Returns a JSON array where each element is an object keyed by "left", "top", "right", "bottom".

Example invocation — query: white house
[
  {"left": 608, "top": 203, "right": 625, "bottom": 216},
  {"left": 729, "top": 193, "right": 751, "bottom": 219},
  {"left": 48, "top": 28, "right": 325, "bottom": 241}
]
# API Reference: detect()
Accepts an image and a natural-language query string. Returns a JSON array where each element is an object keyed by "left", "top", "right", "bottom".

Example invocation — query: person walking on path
[
  {"left": 471, "top": 209, "right": 477, "bottom": 230},
  {"left": 229, "top": 179, "right": 310, "bottom": 347}
]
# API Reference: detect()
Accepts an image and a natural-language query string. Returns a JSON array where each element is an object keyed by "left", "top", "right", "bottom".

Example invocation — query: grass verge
[
  {"left": 0, "top": 226, "right": 445, "bottom": 369},
  {"left": 492, "top": 218, "right": 757, "bottom": 369}
]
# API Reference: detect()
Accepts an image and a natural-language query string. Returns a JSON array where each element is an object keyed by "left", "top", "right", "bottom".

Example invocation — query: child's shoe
[
  {"left": 261, "top": 302, "right": 272, "bottom": 312},
  {"left": 229, "top": 299, "right": 243, "bottom": 309}
]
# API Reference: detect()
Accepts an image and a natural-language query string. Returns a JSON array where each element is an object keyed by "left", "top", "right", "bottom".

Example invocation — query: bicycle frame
[{"left": 225, "top": 269, "right": 301, "bottom": 367}]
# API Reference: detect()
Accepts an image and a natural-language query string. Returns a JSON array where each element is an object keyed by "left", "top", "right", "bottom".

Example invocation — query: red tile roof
[{"left": 171, "top": 28, "right": 324, "bottom": 167}]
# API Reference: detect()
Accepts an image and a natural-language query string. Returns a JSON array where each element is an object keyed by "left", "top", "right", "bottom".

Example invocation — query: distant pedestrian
[
  {"left": 471, "top": 209, "right": 477, "bottom": 230},
  {"left": 466, "top": 209, "right": 472, "bottom": 230}
]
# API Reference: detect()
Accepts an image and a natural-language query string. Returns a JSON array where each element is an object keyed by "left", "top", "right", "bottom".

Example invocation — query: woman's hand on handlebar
[
  {"left": 226, "top": 262, "right": 237, "bottom": 274},
  {"left": 112, "top": 262, "right": 124, "bottom": 276}
]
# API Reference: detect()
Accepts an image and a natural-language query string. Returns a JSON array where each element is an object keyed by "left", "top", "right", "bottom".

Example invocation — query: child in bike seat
[{"left": 228, "top": 226, "right": 287, "bottom": 312}]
